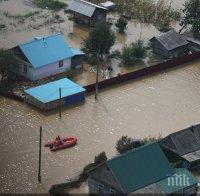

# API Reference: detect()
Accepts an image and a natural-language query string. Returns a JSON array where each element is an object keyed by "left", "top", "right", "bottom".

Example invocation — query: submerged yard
[
  {"left": 1, "top": 0, "right": 200, "bottom": 194},
  {"left": 0, "top": 59, "right": 200, "bottom": 193}
]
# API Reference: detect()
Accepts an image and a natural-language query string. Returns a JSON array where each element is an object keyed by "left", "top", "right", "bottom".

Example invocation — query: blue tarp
[
  {"left": 19, "top": 33, "right": 74, "bottom": 68},
  {"left": 25, "top": 78, "right": 86, "bottom": 103}
]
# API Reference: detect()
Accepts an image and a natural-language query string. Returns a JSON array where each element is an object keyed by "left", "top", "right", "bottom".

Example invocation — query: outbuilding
[
  {"left": 150, "top": 29, "right": 189, "bottom": 59},
  {"left": 69, "top": 0, "right": 107, "bottom": 26},
  {"left": 24, "top": 78, "right": 86, "bottom": 111},
  {"left": 160, "top": 124, "right": 200, "bottom": 170}
]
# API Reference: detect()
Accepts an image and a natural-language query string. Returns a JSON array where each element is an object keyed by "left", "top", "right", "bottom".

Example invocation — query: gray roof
[
  {"left": 160, "top": 124, "right": 200, "bottom": 157},
  {"left": 187, "top": 37, "right": 200, "bottom": 45},
  {"left": 152, "top": 29, "right": 188, "bottom": 51},
  {"left": 182, "top": 149, "right": 200, "bottom": 162},
  {"left": 68, "top": 0, "right": 107, "bottom": 17}
]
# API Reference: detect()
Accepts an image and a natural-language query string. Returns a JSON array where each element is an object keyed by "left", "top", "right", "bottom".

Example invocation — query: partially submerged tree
[
  {"left": 155, "top": 17, "right": 172, "bottom": 32},
  {"left": 121, "top": 40, "right": 147, "bottom": 66},
  {"left": 116, "top": 136, "right": 142, "bottom": 154},
  {"left": 180, "top": 0, "right": 200, "bottom": 38},
  {"left": 0, "top": 49, "right": 19, "bottom": 83},
  {"left": 115, "top": 17, "right": 128, "bottom": 33},
  {"left": 94, "top": 151, "right": 107, "bottom": 164},
  {"left": 82, "top": 22, "right": 115, "bottom": 59}
]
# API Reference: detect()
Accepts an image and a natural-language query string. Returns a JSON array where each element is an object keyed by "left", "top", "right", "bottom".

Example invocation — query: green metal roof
[
  {"left": 157, "top": 168, "right": 199, "bottom": 194},
  {"left": 107, "top": 142, "right": 174, "bottom": 193}
]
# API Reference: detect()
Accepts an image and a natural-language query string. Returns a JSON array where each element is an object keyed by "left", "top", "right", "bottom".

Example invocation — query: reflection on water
[{"left": 0, "top": 60, "right": 200, "bottom": 193}]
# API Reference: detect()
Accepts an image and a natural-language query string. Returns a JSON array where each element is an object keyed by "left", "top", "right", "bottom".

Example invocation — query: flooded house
[
  {"left": 68, "top": 0, "right": 107, "bottom": 26},
  {"left": 24, "top": 78, "right": 86, "bottom": 110},
  {"left": 160, "top": 124, "right": 200, "bottom": 170},
  {"left": 12, "top": 33, "right": 85, "bottom": 81},
  {"left": 88, "top": 142, "right": 198, "bottom": 195},
  {"left": 150, "top": 29, "right": 189, "bottom": 59}
]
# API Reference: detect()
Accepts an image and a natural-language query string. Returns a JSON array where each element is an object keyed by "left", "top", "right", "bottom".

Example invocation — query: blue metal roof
[
  {"left": 25, "top": 78, "right": 86, "bottom": 103},
  {"left": 19, "top": 34, "right": 74, "bottom": 68}
]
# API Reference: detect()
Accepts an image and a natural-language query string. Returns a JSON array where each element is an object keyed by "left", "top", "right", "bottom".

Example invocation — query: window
[
  {"left": 98, "top": 183, "right": 104, "bottom": 192},
  {"left": 59, "top": 60, "right": 64, "bottom": 67},
  {"left": 23, "top": 65, "right": 27, "bottom": 73}
]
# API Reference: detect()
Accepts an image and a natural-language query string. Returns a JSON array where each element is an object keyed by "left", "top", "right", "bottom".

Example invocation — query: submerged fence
[
  {"left": 0, "top": 52, "right": 200, "bottom": 102},
  {"left": 84, "top": 51, "right": 200, "bottom": 93}
]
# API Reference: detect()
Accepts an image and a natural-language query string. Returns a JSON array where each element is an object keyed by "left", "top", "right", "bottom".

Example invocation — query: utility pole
[
  {"left": 59, "top": 87, "right": 62, "bottom": 118},
  {"left": 38, "top": 126, "right": 42, "bottom": 183},
  {"left": 95, "top": 46, "right": 100, "bottom": 100}
]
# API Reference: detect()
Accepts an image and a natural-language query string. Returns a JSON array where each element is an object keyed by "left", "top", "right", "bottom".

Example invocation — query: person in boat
[{"left": 54, "top": 135, "right": 63, "bottom": 146}]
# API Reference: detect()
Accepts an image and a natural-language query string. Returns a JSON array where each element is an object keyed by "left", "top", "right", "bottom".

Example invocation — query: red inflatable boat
[{"left": 45, "top": 136, "right": 77, "bottom": 152}]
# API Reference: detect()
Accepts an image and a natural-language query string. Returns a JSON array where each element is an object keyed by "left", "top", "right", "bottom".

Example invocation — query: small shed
[
  {"left": 68, "top": 0, "right": 107, "bottom": 26},
  {"left": 150, "top": 29, "right": 189, "bottom": 59},
  {"left": 100, "top": 1, "right": 115, "bottom": 10},
  {"left": 160, "top": 124, "right": 200, "bottom": 170},
  {"left": 24, "top": 78, "right": 86, "bottom": 111}
]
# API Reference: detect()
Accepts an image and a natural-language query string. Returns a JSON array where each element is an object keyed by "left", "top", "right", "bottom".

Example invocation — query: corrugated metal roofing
[
  {"left": 151, "top": 29, "right": 188, "bottom": 51},
  {"left": 69, "top": 0, "right": 107, "bottom": 17},
  {"left": 25, "top": 78, "right": 86, "bottom": 103},
  {"left": 157, "top": 168, "right": 199, "bottom": 194},
  {"left": 107, "top": 142, "right": 174, "bottom": 193},
  {"left": 19, "top": 34, "right": 74, "bottom": 68}
]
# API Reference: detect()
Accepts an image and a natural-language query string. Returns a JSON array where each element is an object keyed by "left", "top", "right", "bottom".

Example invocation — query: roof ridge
[
  {"left": 19, "top": 33, "right": 61, "bottom": 46},
  {"left": 107, "top": 142, "right": 158, "bottom": 163},
  {"left": 72, "top": 0, "right": 107, "bottom": 9}
]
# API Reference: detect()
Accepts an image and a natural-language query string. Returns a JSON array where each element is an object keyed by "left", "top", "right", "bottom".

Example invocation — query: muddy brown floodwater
[{"left": 0, "top": 59, "right": 200, "bottom": 193}]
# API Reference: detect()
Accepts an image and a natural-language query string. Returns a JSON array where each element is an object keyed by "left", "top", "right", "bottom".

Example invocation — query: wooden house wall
[
  {"left": 88, "top": 176, "right": 118, "bottom": 194},
  {"left": 152, "top": 39, "right": 188, "bottom": 59}
]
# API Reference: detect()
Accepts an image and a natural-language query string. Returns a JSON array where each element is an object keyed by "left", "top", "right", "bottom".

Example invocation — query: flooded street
[{"left": 0, "top": 59, "right": 200, "bottom": 193}]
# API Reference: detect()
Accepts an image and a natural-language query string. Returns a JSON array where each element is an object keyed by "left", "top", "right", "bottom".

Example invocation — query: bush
[
  {"left": 116, "top": 136, "right": 142, "bottom": 154},
  {"left": 36, "top": 0, "right": 67, "bottom": 11},
  {"left": 94, "top": 151, "right": 107, "bottom": 164},
  {"left": 121, "top": 40, "right": 147, "bottom": 66},
  {"left": 109, "top": 49, "right": 121, "bottom": 59},
  {"left": 115, "top": 17, "right": 128, "bottom": 33}
]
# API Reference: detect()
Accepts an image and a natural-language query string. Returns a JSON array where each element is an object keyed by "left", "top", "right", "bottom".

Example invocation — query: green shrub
[
  {"left": 116, "top": 136, "right": 141, "bottom": 154},
  {"left": 121, "top": 40, "right": 147, "bottom": 66},
  {"left": 94, "top": 151, "right": 107, "bottom": 164},
  {"left": 36, "top": 0, "right": 67, "bottom": 11}
]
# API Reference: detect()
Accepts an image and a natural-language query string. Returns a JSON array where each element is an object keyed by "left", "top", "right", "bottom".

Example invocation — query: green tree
[
  {"left": 115, "top": 17, "right": 128, "bottom": 33},
  {"left": 156, "top": 17, "right": 172, "bottom": 32},
  {"left": 116, "top": 136, "right": 142, "bottom": 154},
  {"left": 0, "top": 49, "right": 19, "bottom": 83},
  {"left": 180, "top": 0, "right": 200, "bottom": 38},
  {"left": 121, "top": 40, "right": 147, "bottom": 66},
  {"left": 82, "top": 22, "right": 115, "bottom": 58},
  {"left": 94, "top": 151, "right": 107, "bottom": 164}
]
